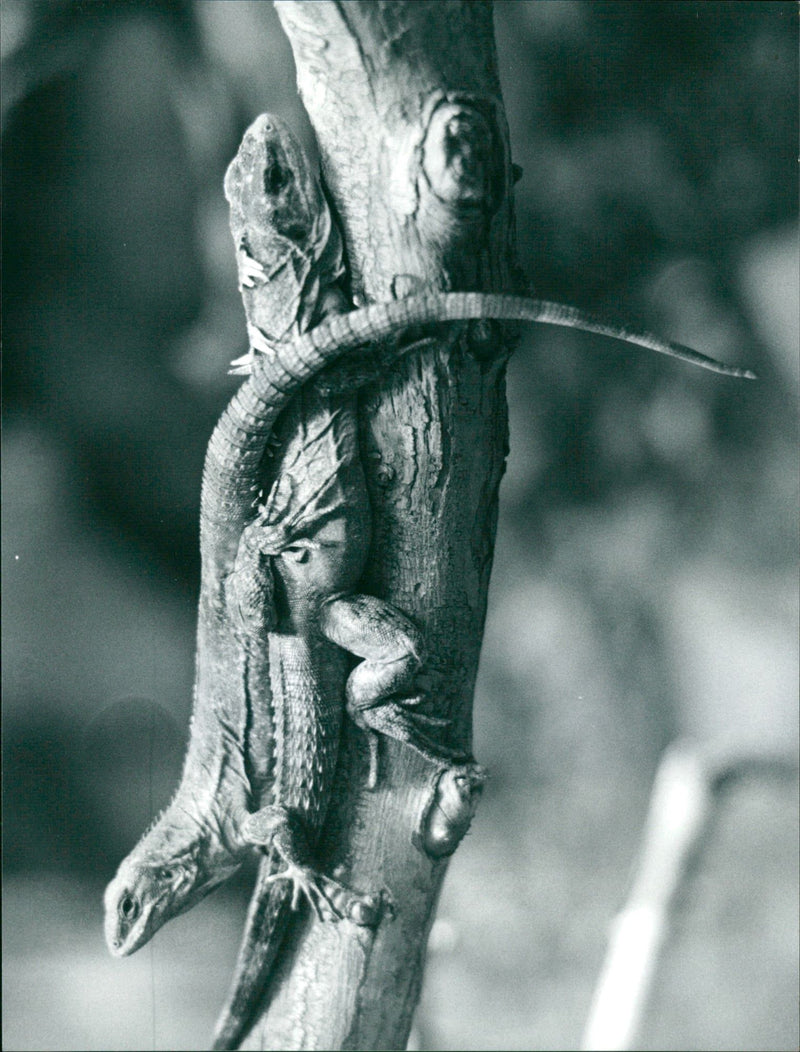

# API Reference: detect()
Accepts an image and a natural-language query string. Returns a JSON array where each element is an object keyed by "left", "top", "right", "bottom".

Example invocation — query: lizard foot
[
  {"left": 238, "top": 251, "right": 266, "bottom": 288},
  {"left": 264, "top": 862, "right": 340, "bottom": 920},
  {"left": 242, "top": 807, "right": 380, "bottom": 925},
  {"left": 264, "top": 864, "right": 380, "bottom": 927},
  {"left": 351, "top": 698, "right": 466, "bottom": 788}
]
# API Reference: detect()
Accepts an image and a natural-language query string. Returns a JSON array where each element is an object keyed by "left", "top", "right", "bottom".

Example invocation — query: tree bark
[{"left": 241, "top": 4, "right": 518, "bottom": 1047}]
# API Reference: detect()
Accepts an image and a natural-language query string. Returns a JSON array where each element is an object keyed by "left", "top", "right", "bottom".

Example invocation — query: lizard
[
  {"left": 210, "top": 125, "right": 754, "bottom": 1051},
  {"left": 103, "top": 113, "right": 459, "bottom": 1014},
  {"left": 104, "top": 112, "right": 753, "bottom": 1044},
  {"left": 102, "top": 112, "right": 402, "bottom": 965}
]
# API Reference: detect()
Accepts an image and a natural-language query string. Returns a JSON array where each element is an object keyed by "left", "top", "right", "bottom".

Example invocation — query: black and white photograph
[{"left": 3, "top": 3, "right": 798, "bottom": 1050}]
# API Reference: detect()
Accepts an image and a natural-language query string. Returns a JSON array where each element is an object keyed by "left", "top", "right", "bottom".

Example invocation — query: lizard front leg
[
  {"left": 241, "top": 804, "right": 377, "bottom": 924},
  {"left": 319, "top": 594, "right": 466, "bottom": 787},
  {"left": 242, "top": 805, "right": 336, "bottom": 919}
]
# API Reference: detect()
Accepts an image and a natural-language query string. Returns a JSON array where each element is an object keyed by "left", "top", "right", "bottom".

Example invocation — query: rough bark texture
[{"left": 241, "top": 4, "right": 518, "bottom": 1047}]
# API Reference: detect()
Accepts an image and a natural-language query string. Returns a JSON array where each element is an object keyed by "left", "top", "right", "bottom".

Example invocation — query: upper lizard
[{"left": 102, "top": 114, "right": 379, "bottom": 960}]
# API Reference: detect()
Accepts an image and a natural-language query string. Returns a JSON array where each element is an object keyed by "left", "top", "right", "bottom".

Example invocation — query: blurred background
[{"left": 2, "top": 2, "right": 797, "bottom": 1049}]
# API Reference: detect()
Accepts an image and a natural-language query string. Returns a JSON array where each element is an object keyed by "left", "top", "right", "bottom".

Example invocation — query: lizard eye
[
  {"left": 119, "top": 894, "right": 140, "bottom": 921},
  {"left": 264, "top": 162, "right": 291, "bottom": 196},
  {"left": 281, "top": 546, "right": 310, "bottom": 564},
  {"left": 155, "top": 866, "right": 176, "bottom": 881}
]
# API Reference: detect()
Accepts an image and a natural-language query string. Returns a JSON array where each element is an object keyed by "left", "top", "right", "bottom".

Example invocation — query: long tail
[
  {"left": 200, "top": 332, "right": 349, "bottom": 575},
  {"left": 211, "top": 853, "right": 293, "bottom": 1051},
  {"left": 281, "top": 291, "right": 756, "bottom": 380},
  {"left": 204, "top": 290, "right": 753, "bottom": 574}
]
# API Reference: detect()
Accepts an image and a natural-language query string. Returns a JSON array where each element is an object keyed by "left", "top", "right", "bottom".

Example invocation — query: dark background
[{"left": 2, "top": 2, "right": 797, "bottom": 1049}]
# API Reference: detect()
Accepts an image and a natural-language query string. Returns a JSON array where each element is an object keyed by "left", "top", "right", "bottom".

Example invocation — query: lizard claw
[
  {"left": 261, "top": 857, "right": 381, "bottom": 927},
  {"left": 239, "top": 252, "right": 266, "bottom": 288},
  {"left": 248, "top": 323, "right": 274, "bottom": 355},
  {"left": 408, "top": 712, "right": 450, "bottom": 728},
  {"left": 366, "top": 732, "right": 380, "bottom": 791},
  {"left": 389, "top": 692, "right": 449, "bottom": 726},
  {"left": 229, "top": 350, "right": 254, "bottom": 370},
  {"left": 264, "top": 866, "right": 332, "bottom": 917},
  {"left": 264, "top": 862, "right": 339, "bottom": 920}
]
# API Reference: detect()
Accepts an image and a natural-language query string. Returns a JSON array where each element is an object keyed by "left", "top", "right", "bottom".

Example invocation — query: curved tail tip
[
  {"left": 706, "top": 361, "right": 757, "bottom": 380},
  {"left": 716, "top": 364, "right": 757, "bottom": 380},
  {"left": 727, "top": 367, "right": 757, "bottom": 380}
]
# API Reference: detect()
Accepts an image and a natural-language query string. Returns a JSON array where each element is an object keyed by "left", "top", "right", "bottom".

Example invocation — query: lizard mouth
[
  {"left": 104, "top": 878, "right": 165, "bottom": 958},
  {"left": 106, "top": 893, "right": 151, "bottom": 957}
]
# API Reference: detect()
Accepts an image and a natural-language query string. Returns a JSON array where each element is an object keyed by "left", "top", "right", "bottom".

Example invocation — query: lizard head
[
  {"left": 224, "top": 113, "right": 321, "bottom": 252},
  {"left": 103, "top": 813, "right": 237, "bottom": 957},
  {"left": 104, "top": 851, "right": 197, "bottom": 957},
  {"left": 223, "top": 112, "right": 344, "bottom": 343}
]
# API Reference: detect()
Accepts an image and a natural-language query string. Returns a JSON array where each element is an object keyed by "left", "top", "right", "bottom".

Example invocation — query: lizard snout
[{"left": 104, "top": 878, "right": 145, "bottom": 956}]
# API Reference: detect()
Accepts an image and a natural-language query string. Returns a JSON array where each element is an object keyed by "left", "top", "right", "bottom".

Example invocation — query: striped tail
[
  {"left": 203, "top": 290, "right": 754, "bottom": 570},
  {"left": 286, "top": 291, "right": 756, "bottom": 380},
  {"left": 200, "top": 351, "right": 340, "bottom": 569}
]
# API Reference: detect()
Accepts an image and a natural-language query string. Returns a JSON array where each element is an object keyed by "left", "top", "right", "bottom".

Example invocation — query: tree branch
[{"left": 239, "top": 3, "right": 518, "bottom": 1048}]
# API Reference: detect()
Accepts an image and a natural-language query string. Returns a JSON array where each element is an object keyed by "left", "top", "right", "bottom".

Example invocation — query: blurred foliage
[{"left": 2, "top": 2, "right": 797, "bottom": 1050}]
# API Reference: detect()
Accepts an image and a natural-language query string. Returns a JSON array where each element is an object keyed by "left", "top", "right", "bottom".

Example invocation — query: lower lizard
[{"left": 103, "top": 115, "right": 460, "bottom": 1020}]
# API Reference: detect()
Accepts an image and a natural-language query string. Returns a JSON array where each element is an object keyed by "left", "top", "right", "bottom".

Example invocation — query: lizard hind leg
[
  {"left": 319, "top": 594, "right": 465, "bottom": 786},
  {"left": 242, "top": 804, "right": 337, "bottom": 919}
]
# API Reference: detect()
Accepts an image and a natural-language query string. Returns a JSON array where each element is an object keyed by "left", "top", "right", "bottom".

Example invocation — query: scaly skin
[
  {"left": 212, "top": 123, "right": 754, "bottom": 1052},
  {"left": 102, "top": 115, "right": 392, "bottom": 962},
  {"left": 105, "top": 111, "right": 753, "bottom": 1042},
  {"left": 239, "top": 289, "right": 754, "bottom": 381}
]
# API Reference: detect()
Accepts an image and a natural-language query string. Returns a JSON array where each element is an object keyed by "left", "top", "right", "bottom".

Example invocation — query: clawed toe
[
  {"left": 239, "top": 253, "right": 266, "bottom": 288},
  {"left": 262, "top": 862, "right": 381, "bottom": 927},
  {"left": 409, "top": 710, "right": 449, "bottom": 729},
  {"left": 265, "top": 864, "right": 341, "bottom": 920}
]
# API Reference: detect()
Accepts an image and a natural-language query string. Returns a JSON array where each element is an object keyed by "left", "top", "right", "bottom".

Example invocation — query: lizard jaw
[
  {"left": 103, "top": 864, "right": 186, "bottom": 957},
  {"left": 104, "top": 875, "right": 161, "bottom": 957}
]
